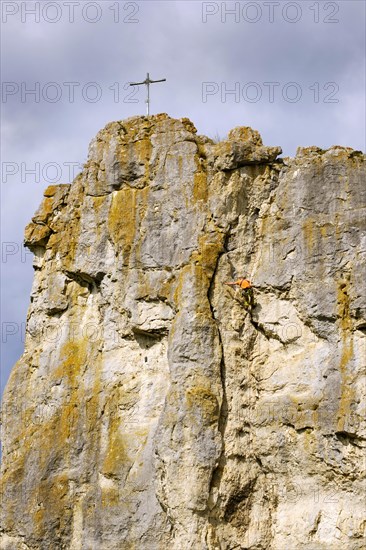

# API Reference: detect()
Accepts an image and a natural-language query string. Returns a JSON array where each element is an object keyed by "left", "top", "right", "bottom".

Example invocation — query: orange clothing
[{"left": 224, "top": 278, "right": 252, "bottom": 289}]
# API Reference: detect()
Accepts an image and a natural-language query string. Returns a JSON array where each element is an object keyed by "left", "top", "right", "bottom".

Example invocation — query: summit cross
[{"left": 129, "top": 72, "right": 166, "bottom": 116}]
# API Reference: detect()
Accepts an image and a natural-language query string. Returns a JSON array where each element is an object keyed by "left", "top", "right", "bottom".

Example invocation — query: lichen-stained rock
[
  {"left": 1, "top": 115, "right": 365, "bottom": 550},
  {"left": 211, "top": 126, "right": 282, "bottom": 171}
]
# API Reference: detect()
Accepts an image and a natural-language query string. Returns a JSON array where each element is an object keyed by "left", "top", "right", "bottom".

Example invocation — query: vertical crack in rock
[
  {"left": 1, "top": 115, "right": 365, "bottom": 550},
  {"left": 206, "top": 231, "right": 230, "bottom": 528}
]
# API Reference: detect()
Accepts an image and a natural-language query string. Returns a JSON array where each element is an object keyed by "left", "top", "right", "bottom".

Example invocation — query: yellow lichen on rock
[
  {"left": 186, "top": 386, "right": 219, "bottom": 423},
  {"left": 336, "top": 278, "right": 355, "bottom": 431},
  {"left": 108, "top": 188, "right": 137, "bottom": 264},
  {"left": 1, "top": 115, "right": 365, "bottom": 550}
]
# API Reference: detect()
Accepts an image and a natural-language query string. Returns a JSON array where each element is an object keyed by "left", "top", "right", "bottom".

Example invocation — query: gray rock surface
[{"left": 1, "top": 114, "right": 365, "bottom": 549}]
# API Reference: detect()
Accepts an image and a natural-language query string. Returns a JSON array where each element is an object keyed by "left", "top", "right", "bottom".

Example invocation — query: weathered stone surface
[
  {"left": 209, "top": 126, "right": 282, "bottom": 172},
  {"left": 1, "top": 114, "right": 365, "bottom": 549}
]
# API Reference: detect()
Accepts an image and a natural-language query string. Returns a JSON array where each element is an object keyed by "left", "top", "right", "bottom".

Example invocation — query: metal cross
[{"left": 129, "top": 72, "right": 166, "bottom": 116}]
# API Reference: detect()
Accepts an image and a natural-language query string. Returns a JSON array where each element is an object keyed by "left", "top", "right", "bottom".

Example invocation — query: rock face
[{"left": 1, "top": 114, "right": 365, "bottom": 550}]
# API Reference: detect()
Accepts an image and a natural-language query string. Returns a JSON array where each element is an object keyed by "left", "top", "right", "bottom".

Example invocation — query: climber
[
  {"left": 224, "top": 278, "right": 252, "bottom": 290},
  {"left": 224, "top": 278, "right": 255, "bottom": 309}
]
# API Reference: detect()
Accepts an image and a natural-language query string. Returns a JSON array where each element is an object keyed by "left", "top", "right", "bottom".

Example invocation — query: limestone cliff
[{"left": 1, "top": 114, "right": 365, "bottom": 550}]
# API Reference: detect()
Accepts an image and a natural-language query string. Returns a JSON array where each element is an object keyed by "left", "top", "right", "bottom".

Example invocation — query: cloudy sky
[{"left": 1, "top": 0, "right": 365, "bottom": 394}]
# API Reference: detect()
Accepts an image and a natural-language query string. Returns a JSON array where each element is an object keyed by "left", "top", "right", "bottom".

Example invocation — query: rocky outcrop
[{"left": 1, "top": 114, "right": 365, "bottom": 549}]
